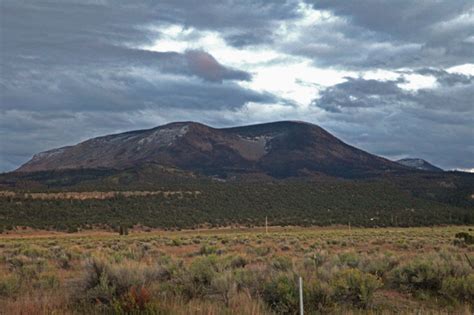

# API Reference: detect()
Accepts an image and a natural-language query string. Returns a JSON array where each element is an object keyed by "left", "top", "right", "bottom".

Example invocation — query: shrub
[
  {"left": 199, "top": 245, "right": 217, "bottom": 256},
  {"left": 304, "top": 278, "right": 334, "bottom": 312},
  {"left": 390, "top": 258, "right": 442, "bottom": 292},
  {"left": 271, "top": 256, "right": 293, "bottom": 271},
  {"left": 211, "top": 271, "right": 235, "bottom": 306},
  {"left": 303, "top": 251, "right": 329, "bottom": 270},
  {"left": 57, "top": 253, "right": 72, "bottom": 269},
  {"left": 441, "top": 274, "right": 474, "bottom": 302},
  {"left": 280, "top": 244, "right": 291, "bottom": 251},
  {"left": 229, "top": 255, "right": 247, "bottom": 269},
  {"left": 190, "top": 256, "right": 218, "bottom": 286},
  {"left": 455, "top": 232, "right": 474, "bottom": 245},
  {"left": 234, "top": 267, "right": 267, "bottom": 296},
  {"left": 119, "top": 286, "right": 152, "bottom": 312},
  {"left": 81, "top": 257, "right": 157, "bottom": 307},
  {"left": 359, "top": 253, "right": 399, "bottom": 277},
  {"left": 312, "top": 251, "right": 328, "bottom": 267},
  {"left": 0, "top": 275, "right": 20, "bottom": 297},
  {"left": 254, "top": 246, "right": 271, "bottom": 257},
  {"left": 85, "top": 271, "right": 117, "bottom": 305},
  {"left": 155, "top": 257, "right": 179, "bottom": 282},
  {"left": 262, "top": 273, "right": 299, "bottom": 314},
  {"left": 389, "top": 253, "right": 469, "bottom": 294},
  {"left": 36, "top": 274, "right": 60, "bottom": 290},
  {"left": 20, "top": 245, "right": 48, "bottom": 258},
  {"left": 169, "top": 239, "right": 182, "bottom": 246},
  {"left": 336, "top": 252, "right": 360, "bottom": 268},
  {"left": 180, "top": 255, "right": 219, "bottom": 299},
  {"left": 331, "top": 269, "right": 381, "bottom": 308}
]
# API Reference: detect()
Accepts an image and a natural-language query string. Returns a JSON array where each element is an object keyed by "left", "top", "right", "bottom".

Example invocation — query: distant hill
[
  {"left": 2, "top": 121, "right": 473, "bottom": 232},
  {"left": 0, "top": 165, "right": 473, "bottom": 231},
  {"left": 397, "top": 158, "right": 443, "bottom": 172},
  {"left": 17, "top": 121, "right": 406, "bottom": 178}
]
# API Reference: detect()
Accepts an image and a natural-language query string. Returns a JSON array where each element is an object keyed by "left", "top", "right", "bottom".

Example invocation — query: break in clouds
[{"left": 1, "top": 0, "right": 473, "bottom": 171}]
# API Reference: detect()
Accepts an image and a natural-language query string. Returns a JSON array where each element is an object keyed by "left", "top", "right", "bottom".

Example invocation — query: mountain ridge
[
  {"left": 3, "top": 121, "right": 473, "bottom": 231},
  {"left": 17, "top": 120, "right": 407, "bottom": 178}
]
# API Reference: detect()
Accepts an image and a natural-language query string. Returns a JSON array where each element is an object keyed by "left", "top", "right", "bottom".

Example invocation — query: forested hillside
[{"left": 1, "top": 170, "right": 472, "bottom": 232}]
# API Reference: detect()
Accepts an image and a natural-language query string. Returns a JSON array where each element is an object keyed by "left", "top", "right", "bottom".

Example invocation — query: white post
[
  {"left": 299, "top": 276, "right": 304, "bottom": 315},
  {"left": 265, "top": 216, "right": 268, "bottom": 234}
]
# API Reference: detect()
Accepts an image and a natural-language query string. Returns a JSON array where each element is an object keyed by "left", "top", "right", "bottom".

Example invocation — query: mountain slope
[
  {"left": 17, "top": 121, "right": 406, "bottom": 178},
  {"left": 397, "top": 158, "right": 443, "bottom": 172}
]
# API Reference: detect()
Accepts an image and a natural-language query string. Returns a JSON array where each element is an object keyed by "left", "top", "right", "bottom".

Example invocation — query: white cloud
[
  {"left": 454, "top": 168, "right": 474, "bottom": 173},
  {"left": 447, "top": 63, "right": 474, "bottom": 76},
  {"left": 141, "top": 13, "right": 355, "bottom": 108},
  {"left": 398, "top": 73, "right": 438, "bottom": 91}
]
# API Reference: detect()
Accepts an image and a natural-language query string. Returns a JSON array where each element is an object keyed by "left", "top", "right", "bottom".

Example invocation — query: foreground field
[{"left": 0, "top": 226, "right": 473, "bottom": 314}]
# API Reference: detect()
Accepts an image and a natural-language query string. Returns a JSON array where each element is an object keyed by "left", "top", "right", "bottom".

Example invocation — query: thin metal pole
[{"left": 299, "top": 276, "right": 304, "bottom": 315}]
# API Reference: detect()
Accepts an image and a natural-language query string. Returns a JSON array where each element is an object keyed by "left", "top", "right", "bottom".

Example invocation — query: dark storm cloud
[
  {"left": 312, "top": 74, "right": 474, "bottom": 169},
  {"left": 415, "top": 68, "right": 473, "bottom": 86},
  {"left": 1, "top": 0, "right": 298, "bottom": 171},
  {"left": 314, "top": 78, "right": 405, "bottom": 112},
  {"left": 299, "top": 0, "right": 474, "bottom": 68},
  {"left": 314, "top": 72, "right": 474, "bottom": 114},
  {"left": 309, "top": 0, "right": 471, "bottom": 40},
  {"left": 1, "top": 0, "right": 301, "bottom": 52},
  {"left": 1, "top": 68, "right": 272, "bottom": 112},
  {"left": 0, "top": 0, "right": 473, "bottom": 171}
]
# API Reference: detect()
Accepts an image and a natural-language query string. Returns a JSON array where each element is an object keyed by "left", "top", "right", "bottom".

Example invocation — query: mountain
[
  {"left": 396, "top": 158, "right": 443, "bottom": 172},
  {"left": 17, "top": 121, "right": 406, "bottom": 178},
  {"left": 3, "top": 121, "right": 473, "bottom": 231}
]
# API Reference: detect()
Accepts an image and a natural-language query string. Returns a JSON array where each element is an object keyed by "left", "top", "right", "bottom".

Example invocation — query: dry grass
[{"left": 0, "top": 226, "right": 473, "bottom": 314}]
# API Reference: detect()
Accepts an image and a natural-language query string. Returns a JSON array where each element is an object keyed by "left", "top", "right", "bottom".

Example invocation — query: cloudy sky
[{"left": 1, "top": 0, "right": 473, "bottom": 172}]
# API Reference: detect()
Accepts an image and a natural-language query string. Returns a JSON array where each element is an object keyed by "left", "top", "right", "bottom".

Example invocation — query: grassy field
[{"left": 0, "top": 226, "right": 473, "bottom": 314}]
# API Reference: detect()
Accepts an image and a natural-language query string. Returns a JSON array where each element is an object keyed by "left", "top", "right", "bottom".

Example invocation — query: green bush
[
  {"left": 390, "top": 258, "right": 442, "bottom": 292},
  {"left": 57, "top": 253, "right": 72, "bottom": 269},
  {"left": 359, "top": 253, "right": 399, "bottom": 277},
  {"left": 455, "top": 232, "right": 474, "bottom": 245},
  {"left": 312, "top": 251, "right": 328, "bottom": 268},
  {"left": 271, "top": 256, "right": 293, "bottom": 271},
  {"left": 81, "top": 257, "right": 158, "bottom": 307},
  {"left": 211, "top": 271, "right": 235, "bottom": 306},
  {"left": 85, "top": 271, "right": 117, "bottom": 305},
  {"left": 180, "top": 255, "right": 219, "bottom": 299},
  {"left": 229, "top": 255, "right": 247, "bottom": 269},
  {"left": 0, "top": 276, "right": 20, "bottom": 297},
  {"left": 189, "top": 256, "right": 218, "bottom": 285},
  {"left": 199, "top": 245, "right": 217, "bottom": 256},
  {"left": 36, "top": 274, "right": 60, "bottom": 290},
  {"left": 331, "top": 269, "right": 381, "bottom": 308},
  {"left": 262, "top": 273, "right": 299, "bottom": 314},
  {"left": 304, "top": 278, "right": 334, "bottom": 312},
  {"left": 234, "top": 267, "right": 267, "bottom": 296},
  {"left": 441, "top": 274, "right": 474, "bottom": 302},
  {"left": 389, "top": 253, "right": 469, "bottom": 294},
  {"left": 336, "top": 252, "right": 360, "bottom": 268}
]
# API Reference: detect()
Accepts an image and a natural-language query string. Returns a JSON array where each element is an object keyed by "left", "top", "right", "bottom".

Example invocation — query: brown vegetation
[{"left": 0, "top": 226, "right": 473, "bottom": 314}]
